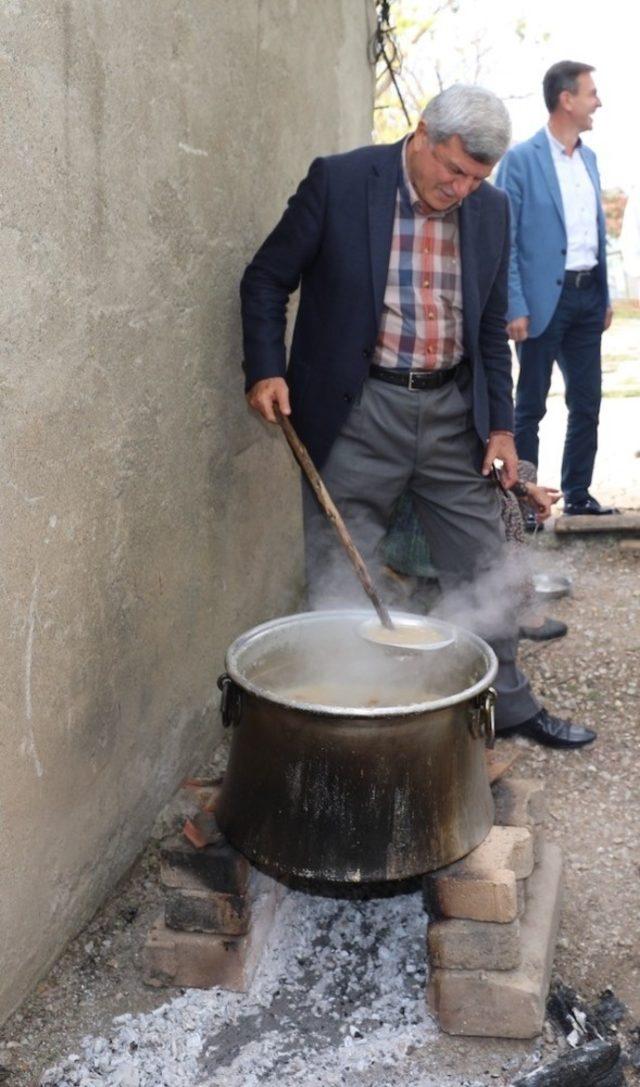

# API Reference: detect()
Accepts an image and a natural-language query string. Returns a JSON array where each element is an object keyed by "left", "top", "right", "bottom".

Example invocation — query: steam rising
[
  {"left": 431, "top": 543, "right": 533, "bottom": 643},
  {"left": 296, "top": 483, "right": 544, "bottom": 710},
  {"left": 233, "top": 611, "right": 493, "bottom": 714},
  {"left": 305, "top": 505, "right": 535, "bottom": 647}
]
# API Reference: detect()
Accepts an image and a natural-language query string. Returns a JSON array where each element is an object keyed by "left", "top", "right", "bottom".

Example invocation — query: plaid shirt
[{"left": 373, "top": 138, "right": 464, "bottom": 371}]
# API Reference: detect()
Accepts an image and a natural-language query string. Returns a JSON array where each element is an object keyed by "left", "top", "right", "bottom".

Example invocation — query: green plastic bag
[{"left": 382, "top": 492, "right": 437, "bottom": 579}]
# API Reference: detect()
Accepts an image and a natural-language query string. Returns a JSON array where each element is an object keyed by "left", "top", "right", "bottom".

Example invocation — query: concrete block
[
  {"left": 427, "top": 840, "right": 563, "bottom": 1038},
  {"left": 492, "top": 778, "right": 546, "bottom": 828},
  {"left": 463, "top": 826, "right": 535, "bottom": 879},
  {"left": 424, "top": 867, "right": 518, "bottom": 924},
  {"left": 458, "top": 821, "right": 534, "bottom": 882},
  {"left": 428, "top": 916, "right": 521, "bottom": 971},
  {"left": 164, "top": 887, "right": 250, "bottom": 935},
  {"left": 532, "top": 825, "right": 545, "bottom": 866},
  {"left": 555, "top": 512, "right": 640, "bottom": 534},
  {"left": 517, "top": 878, "right": 526, "bottom": 917},
  {"left": 144, "top": 874, "right": 281, "bottom": 991},
  {"left": 423, "top": 826, "right": 534, "bottom": 923},
  {"left": 160, "top": 831, "right": 250, "bottom": 895}
]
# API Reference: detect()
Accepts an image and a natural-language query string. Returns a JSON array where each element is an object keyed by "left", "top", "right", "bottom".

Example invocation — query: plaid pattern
[{"left": 374, "top": 139, "right": 464, "bottom": 371}]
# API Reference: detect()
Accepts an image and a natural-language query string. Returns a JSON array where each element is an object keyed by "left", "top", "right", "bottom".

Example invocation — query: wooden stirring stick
[{"left": 276, "top": 409, "right": 394, "bottom": 630}]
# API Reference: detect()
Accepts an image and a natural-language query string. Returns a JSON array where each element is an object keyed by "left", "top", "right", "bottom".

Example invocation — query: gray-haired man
[{"left": 241, "top": 84, "right": 595, "bottom": 747}]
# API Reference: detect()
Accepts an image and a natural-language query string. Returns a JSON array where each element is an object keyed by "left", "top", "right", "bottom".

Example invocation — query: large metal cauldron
[{"left": 216, "top": 610, "right": 497, "bottom": 882}]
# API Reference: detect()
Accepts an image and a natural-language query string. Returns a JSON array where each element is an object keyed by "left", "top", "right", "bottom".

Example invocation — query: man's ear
[
  {"left": 414, "top": 119, "right": 428, "bottom": 145},
  {"left": 558, "top": 89, "right": 574, "bottom": 113}
]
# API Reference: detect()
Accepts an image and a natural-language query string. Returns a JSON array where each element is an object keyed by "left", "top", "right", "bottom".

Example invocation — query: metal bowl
[{"left": 533, "top": 573, "right": 573, "bottom": 600}]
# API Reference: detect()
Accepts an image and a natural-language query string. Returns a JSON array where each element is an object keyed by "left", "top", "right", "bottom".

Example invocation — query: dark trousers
[{"left": 515, "top": 278, "right": 604, "bottom": 503}]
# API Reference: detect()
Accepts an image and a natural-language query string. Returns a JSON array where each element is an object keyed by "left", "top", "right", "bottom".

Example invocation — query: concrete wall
[{"left": 0, "top": 0, "right": 374, "bottom": 1022}]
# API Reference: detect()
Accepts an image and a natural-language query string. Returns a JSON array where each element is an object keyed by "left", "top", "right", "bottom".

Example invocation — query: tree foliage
[{"left": 373, "top": 0, "right": 548, "bottom": 143}]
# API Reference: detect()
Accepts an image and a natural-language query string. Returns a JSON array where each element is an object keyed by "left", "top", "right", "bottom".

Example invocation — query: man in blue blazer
[
  {"left": 495, "top": 60, "right": 615, "bottom": 516},
  {"left": 241, "top": 84, "right": 595, "bottom": 747}
]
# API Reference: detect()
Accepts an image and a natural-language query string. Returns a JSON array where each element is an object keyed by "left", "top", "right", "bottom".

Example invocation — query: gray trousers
[{"left": 302, "top": 376, "right": 540, "bottom": 731}]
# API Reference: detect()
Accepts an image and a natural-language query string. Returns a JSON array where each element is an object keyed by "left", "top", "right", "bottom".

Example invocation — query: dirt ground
[{"left": 1, "top": 320, "right": 638, "bottom": 1087}]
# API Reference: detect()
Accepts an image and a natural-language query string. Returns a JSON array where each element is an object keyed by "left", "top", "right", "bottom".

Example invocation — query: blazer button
[
  {"left": 362, "top": 347, "right": 372, "bottom": 358},
  {"left": 561, "top": 248, "right": 567, "bottom": 256},
  {"left": 556, "top": 278, "right": 563, "bottom": 285},
  {"left": 343, "top": 393, "right": 353, "bottom": 403}
]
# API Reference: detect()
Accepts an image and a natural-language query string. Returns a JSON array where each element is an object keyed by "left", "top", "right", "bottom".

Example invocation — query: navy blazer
[
  {"left": 495, "top": 128, "right": 609, "bottom": 338},
  {"left": 241, "top": 139, "right": 514, "bottom": 468}
]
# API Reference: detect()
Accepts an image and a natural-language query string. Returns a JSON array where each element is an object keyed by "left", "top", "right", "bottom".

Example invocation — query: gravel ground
[{"left": 0, "top": 324, "right": 638, "bottom": 1087}]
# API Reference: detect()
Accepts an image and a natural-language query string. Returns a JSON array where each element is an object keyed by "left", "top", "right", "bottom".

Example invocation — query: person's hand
[
  {"left": 506, "top": 316, "right": 530, "bottom": 343},
  {"left": 603, "top": 305, "right": 613, "bottom": 331},
  {"left": 246, "top": 377, "right": 291, "bottom": 423},
  {"left": 524, "top": 483, "right": 562, "bottom": 523},
  {"left": 482, "top": 432, "right": 518, "bottom": 490}
]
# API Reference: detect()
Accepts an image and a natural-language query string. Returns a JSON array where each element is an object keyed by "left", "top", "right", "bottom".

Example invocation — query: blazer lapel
[
  {"left": 368, "top": 140, "right": 403, "bottom": 324},
  {"left": 581, "top": 147, "right": 600, "bottom": 193},
  {"left": 580, "top": 148, "right": 606, "bottom": 240},
  {"left": 459, "top": 195, "right": 480, "bottom": 354},
  {"left": 532, "top": 128, "right": 565, "bottom": 228}
]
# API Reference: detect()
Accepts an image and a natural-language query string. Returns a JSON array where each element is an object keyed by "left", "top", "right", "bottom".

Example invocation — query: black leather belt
[
  {"left": 369, "top": 362, "right": 458, "bottom": 390},
  {"left": 564, "top": 268, "right": 595, "bottom": 288}
]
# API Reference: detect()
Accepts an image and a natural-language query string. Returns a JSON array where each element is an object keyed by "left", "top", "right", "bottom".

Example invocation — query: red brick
[
  {"left": 164, "top": 887, "right": 250, "bottom": 935},
  {"left": 160, "top": 830, "right": 250, "bottom": 895},
  {"left": 181, "top": 781, "right": 222, "bottom": 812},
  {"left": 143, "top": 874, "right": 280, "bottom": 991},
  {"left": 183, "top": 812, "right": 220, "bottom": 849}
]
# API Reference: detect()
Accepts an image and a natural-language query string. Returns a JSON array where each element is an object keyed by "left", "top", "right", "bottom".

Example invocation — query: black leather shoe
[
  {"left": 523, "top": 510, "right": 538, "bottom": 533},
  {"left": 502, "top": 707, "right": 596, "bottom": 748},
  {"left": 563, "top": 495, "right": 620, "bottom": 516},
  {"left": 518, "top": 617, "right": 568, "bottom": 641}
]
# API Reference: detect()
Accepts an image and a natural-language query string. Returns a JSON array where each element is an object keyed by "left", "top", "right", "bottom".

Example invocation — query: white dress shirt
[{"left": 545, "top": 126, "right": 598, "bottom": 271}]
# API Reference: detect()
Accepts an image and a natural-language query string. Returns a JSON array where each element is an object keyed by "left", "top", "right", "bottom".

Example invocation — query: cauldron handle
[
  {"left": 217, "top": 673, "right": 243, "bottom": 729},
  {"left": 470, "top": 687, "right": 496, "bottom": 748}
]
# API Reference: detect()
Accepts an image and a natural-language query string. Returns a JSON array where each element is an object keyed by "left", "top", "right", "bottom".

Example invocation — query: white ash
[{"left": 40, "top": 888, "right": 481, "bottom": 1087}]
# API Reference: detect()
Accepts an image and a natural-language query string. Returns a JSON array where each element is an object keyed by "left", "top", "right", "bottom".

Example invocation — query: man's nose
[{"left": 452, "top": 176, "right": 475, "bottom": 199}]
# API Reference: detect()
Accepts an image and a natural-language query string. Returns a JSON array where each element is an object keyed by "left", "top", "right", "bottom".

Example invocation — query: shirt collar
[
  {"left": 400, "top": 135, "right": 459, "bottom": 220},
  {"left": 545, "top": 124, "right": 582, "bottom": 158}
]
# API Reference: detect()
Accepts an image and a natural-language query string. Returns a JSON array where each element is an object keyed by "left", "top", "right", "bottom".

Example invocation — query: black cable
[{"left": 369, "top": 0, "right": 412, "bottom": 127}]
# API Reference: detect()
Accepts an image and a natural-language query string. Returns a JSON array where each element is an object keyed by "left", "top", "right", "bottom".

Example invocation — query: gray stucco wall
[{"left": 0, "top": 0, "right": 374, "bottom": 1022}]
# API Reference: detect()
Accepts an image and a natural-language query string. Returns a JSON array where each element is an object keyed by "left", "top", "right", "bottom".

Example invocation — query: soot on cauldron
[{"left": 216, "top": 610, "right": 497, "bottom": 883}]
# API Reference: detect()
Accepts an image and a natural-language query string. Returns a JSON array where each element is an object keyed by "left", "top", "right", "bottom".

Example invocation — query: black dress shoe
[
  {"left": 502, "top": 707, "right": 596, "bottom": 748},
  {"left": 523, "top": 509, "right": 538, "bottom": 533},
  {"left": 563, "top": 494, "right": 620, "bottom": 516},
  {"left": 518, "top": 617, "right": 568, "bottom": 641}
]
